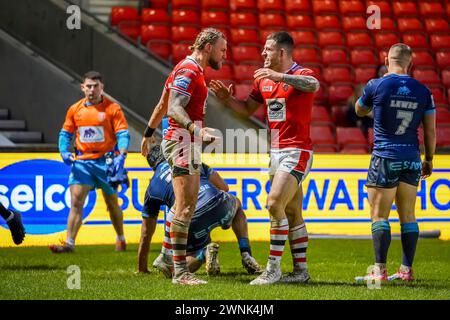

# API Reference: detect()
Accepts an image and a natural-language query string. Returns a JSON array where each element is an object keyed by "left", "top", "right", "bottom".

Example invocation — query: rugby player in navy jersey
[
  {"left": 137, "top": 145, "right": 262, "bottom": 278},
  {"left": 354, "top": 44, "right": 436, "bottom": 282}
]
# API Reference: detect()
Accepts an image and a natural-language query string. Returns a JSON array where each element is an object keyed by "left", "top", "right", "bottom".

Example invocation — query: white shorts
[{"left": 269, "top": 148, "right": 313, "bottom": 185}]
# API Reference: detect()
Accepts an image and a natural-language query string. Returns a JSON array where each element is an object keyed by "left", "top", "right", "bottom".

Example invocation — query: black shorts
[{"left": 366, "top": 154, "right": 422, "bottom": 188}]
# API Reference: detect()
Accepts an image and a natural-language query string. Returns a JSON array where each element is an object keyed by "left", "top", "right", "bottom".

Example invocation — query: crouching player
[{"left": 137, "top": 145, "right": 262, "bottom": 277}]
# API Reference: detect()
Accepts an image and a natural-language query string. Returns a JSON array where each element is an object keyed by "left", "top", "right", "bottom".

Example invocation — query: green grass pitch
[{"left": 0, "top": 239, "right": 449, "bottom": 300}]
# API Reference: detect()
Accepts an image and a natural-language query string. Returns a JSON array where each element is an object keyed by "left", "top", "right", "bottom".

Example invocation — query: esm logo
[{"left": 0, "top": 159, "right": 96, "bottom": 234}]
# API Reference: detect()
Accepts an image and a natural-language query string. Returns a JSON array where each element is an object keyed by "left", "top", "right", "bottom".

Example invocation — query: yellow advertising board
[{"left": 0, "top": 153, "right": 449, "bottom": 247}]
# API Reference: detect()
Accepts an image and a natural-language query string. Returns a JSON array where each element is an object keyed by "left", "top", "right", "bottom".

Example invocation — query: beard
[{"left": 208, "top": 57, "right": 221, "bottom": 70}]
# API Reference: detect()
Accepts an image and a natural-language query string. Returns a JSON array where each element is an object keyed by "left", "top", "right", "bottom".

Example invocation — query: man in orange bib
[{"left": 49, "top": 71, "right": 130, "bottom": 253}]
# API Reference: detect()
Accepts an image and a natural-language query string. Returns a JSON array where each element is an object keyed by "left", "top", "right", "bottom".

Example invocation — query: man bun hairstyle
[{"left": 189, "top": 28, "right": 226, "bottom": 52}]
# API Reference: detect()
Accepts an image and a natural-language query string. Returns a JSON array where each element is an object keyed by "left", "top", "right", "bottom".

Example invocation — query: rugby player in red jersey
[
  {"left": 140, "top": 28, "right": 227, "bottom": 285},
  {"left": 210, "top": 31, "right": 320, "bottom": 285}
]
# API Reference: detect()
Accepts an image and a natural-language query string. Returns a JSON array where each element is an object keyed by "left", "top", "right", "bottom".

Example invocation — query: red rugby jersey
[
  {"left": 164, "top": 56, "right": 208, "bottom": 141},
  {"left": 250, "top": 63, "right": 316, "bottom": 150}
]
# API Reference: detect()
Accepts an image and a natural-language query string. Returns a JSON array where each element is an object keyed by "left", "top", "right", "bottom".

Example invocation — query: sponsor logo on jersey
[
  {"left": 396, "top": 86, "right": 411, "bottom": 96},
  {"left": 283, "top": 84, "right": 289, "bottom": 92},
  {"left": 173, "top": 76, "right": 192, "bottom": 90},
  {"left": 78, "top": 126, "right": 105, "bottom": 143},
  {"left": 262, "top": 86, "right": 273, "bottom": 92},
  {"left": 0, "top": 160, "right": 96, "bottom": 234},
  {"left": 266, "top": 98, "right": 286, "bottom": 122}
]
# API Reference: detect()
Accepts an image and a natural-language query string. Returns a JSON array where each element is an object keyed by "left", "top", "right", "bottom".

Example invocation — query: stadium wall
[{"left": 0, "top": 153, "right": 449, "bottom": 247}]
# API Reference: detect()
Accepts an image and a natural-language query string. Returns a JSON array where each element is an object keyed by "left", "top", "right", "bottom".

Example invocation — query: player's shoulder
[
  {"left": 293, "top": 66, "right": 315, "bottom": 77},
  {"left": 103, "top": 97, "right": 122, "bottom": 112},
  {"left": 174, "top": 58, "right": 201, "bottom": 77},
  {"left": 66, "top": 98, "right": 85, "bottom": 114}
]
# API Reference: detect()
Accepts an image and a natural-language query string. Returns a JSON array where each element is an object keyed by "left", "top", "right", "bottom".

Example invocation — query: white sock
[
  {"left": 66, "top": 237, "right": 75, "bottom": 247},
  {"left": 5, "top": 211, "right": 14, "bottom": 222},
  {"left": 117, "top": 235, "right": 125, "bottom": 241}
]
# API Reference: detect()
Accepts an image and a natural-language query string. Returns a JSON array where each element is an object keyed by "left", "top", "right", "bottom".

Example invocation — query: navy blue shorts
[
  {"left": 186, "top": 192, "right": 237, "bottom": 253},
  {"left": 366, "top": 154, "right": 422, "bottom": 188}
]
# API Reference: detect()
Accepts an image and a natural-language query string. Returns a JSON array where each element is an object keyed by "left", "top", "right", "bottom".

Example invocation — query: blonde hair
[{"left": 189, "top": 28, "right": 225, "bottom": 52}]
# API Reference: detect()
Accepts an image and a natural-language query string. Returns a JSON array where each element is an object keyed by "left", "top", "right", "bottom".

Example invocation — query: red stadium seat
[
  {"left": 318, "top": 31, "right": 345, "bottom": 47},
  {"left": 141, "top": 8, "right": 169, "bottom": 24},
  {"left": 205, "top": 64, "right": 233, "bottom": 81},
  {"left": 346, "top": 32, "right": 373, "bottom": 48},
  {"left": 366, "top": 1, "right": 392, "bottom": 15},
  {"left": 234, "top": 83, "right": 253, "bottom": 100},
  {"left": 374, "top": 32, "right": 400, "bottom": 49},
  {"left": 331, "top": 105, "right": 351, "bottom": 127},
  {"left": 380, "top": 17, "right": 397, "bottom": 31},
  {"left": 412, "top": 50, "right": 435, "bottom": 67},
  {"left": 403, "top": 33, "right": 429, "bottom": 48},
  {"left": 141, "top": 24, "right": 171, "bottom": 44},
  {"left": 430, "top": 35, "right": 450, "bottom": 50},
  {"left": 413, "top": 68, "right": 441, "bottom": 85},
  {"left": 311, "top": 126, "right": 337, "bottom": 145},
  {"left": 230, "top": 0, "right": 256, "bottom": 11},
  {"left": 446, "top": 3, "right": 450, "bottom": 18},
  {"left": 428, "top": 86, "right": 446, "bottom": 106},
  {"left": 259, "top": 13, "right": 286, "bottom": 28},
  {"left": 339, "top": 0, "right": 365, "bottom": 14},
  {"left": 285, "top": 0, "right": 311, "bottom": 12},
  {"left": 312, "top": 106, "right": 333, "bottom": 127},
  {"left": 230, "top": 12, "right": 257, "bottom": 27},
  {"left": 324, "top": 66, "right": 353, "bottom": 83},
  {"left": 201, "top": 11, "right": 229, "bottom": 26},
  {"left": 315, "top": 15, "right": 340, "bottom": 30},
  {"left": 342, "top": 16, "right": 366, "bottom": 31},
  {"left": 202, "top": 0, "right": 229, "bottom": 10},
  {"left": 172, "top": 43, "right": 191, "bottom": 64},
  {"left": 171, "top": 26, "right": 200, "bottom": 42},
  {"left": 287, "top": 15, "right": 314, "bottom": 29},
  {"left": 436, "top": 108, "right": 450, "bottom": 126},
  {"left": 293, "top": 48, "right": 321, "bottom": 64},
  {"left": 442, "top": 70, "right": 450, "bottom": 87},
  {"left": 437, "top": 128, "right": 450, "bottom": 147},
  {"left": 397, "top": 18, "right": 422, "bottom": 32},
  {"left": 336, "top": 127, "right": 367, "bottom": 148},
  {"left": 291, "top": 31, "right": 317, "bottom": 46},
  {"left": 425, "top": 18, "right": 450, "bottom": 33},
  {"left": 436, "top": 51, "right": 450, "bottom": 69},
  {"left": 322, "top": 48, "right": 349, "bottom": 65},
  {"left": 147, "top": 40, "right": 171, "bottom": 60},
  {"left": 233, "top": 64, "right": 259, "bottom": 82},
  {"left": 378, "top": 50, "right": 388, "bottom": 64},
  {"left": 232, "top": 46, "right": 262, "bottom": 63},
  {"left": 172, "top": 0, "right": 200, "bottom": 9},
  {"left": 172, "top": 10, "right": 200, "bottom": 25},
  {"left": 419, "top": 2, "right": 444, "bottom": 17},
  {"left": 312, "top": 0, "right": 338, "bottom": 14},
  {"left": 111, "top": 7, "right": 139, "bottom": 26},
  {"left": 230, "top": 28, "right": 259, "bottom": 45},
  {"left": 328, "top": 84, "right": 354, "bottom": 104},
  {"left": 354, "top": 66, "right": 377, "bottom": 83},
  {"left": 392, "top": 1, "right": 418, "bottom": 16},
  {"left": 351, "top": 48, "right": 378, "bottom": 66},
  {"left": 149, "top": 0, "right": 169, "bottom": 9},
  {"left": 258, "top": 0, "right": 284, "bottom": 12},
  {"left": 118, "top": 21, "right": 140, "bottom": 41}
]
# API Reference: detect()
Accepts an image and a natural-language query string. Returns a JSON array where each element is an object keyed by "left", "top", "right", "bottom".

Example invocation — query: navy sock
[
  {"left": 401, "top": 222, "right": 419, "bottom": 267},
  {"left": 0, "top": 203, "right": 12, "bottom": 220},
  {"left": 372, "top": 221, "right": 391, "bottom": 264},
  {"left": 238, "top": 238, "right": 251, "bottom": 255}
]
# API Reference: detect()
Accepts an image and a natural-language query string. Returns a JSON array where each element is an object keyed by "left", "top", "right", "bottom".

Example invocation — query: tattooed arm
[
  {"left": 253, "top": 68, "right": 320, "bottom": 93},
  {"left": 167, "top": 91, "right": 192, "bottom": 129},
  {"left": 282, "top": 74, "right": 320, "bottom": 93}
]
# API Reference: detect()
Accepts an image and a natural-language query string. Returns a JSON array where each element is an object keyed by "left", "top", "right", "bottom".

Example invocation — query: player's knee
[
  {"left": 71, "top": 196, "right": 85, "bottom": 210},
  {"left": 266, "top": 198, "right": 284, "bottom": 216}
]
